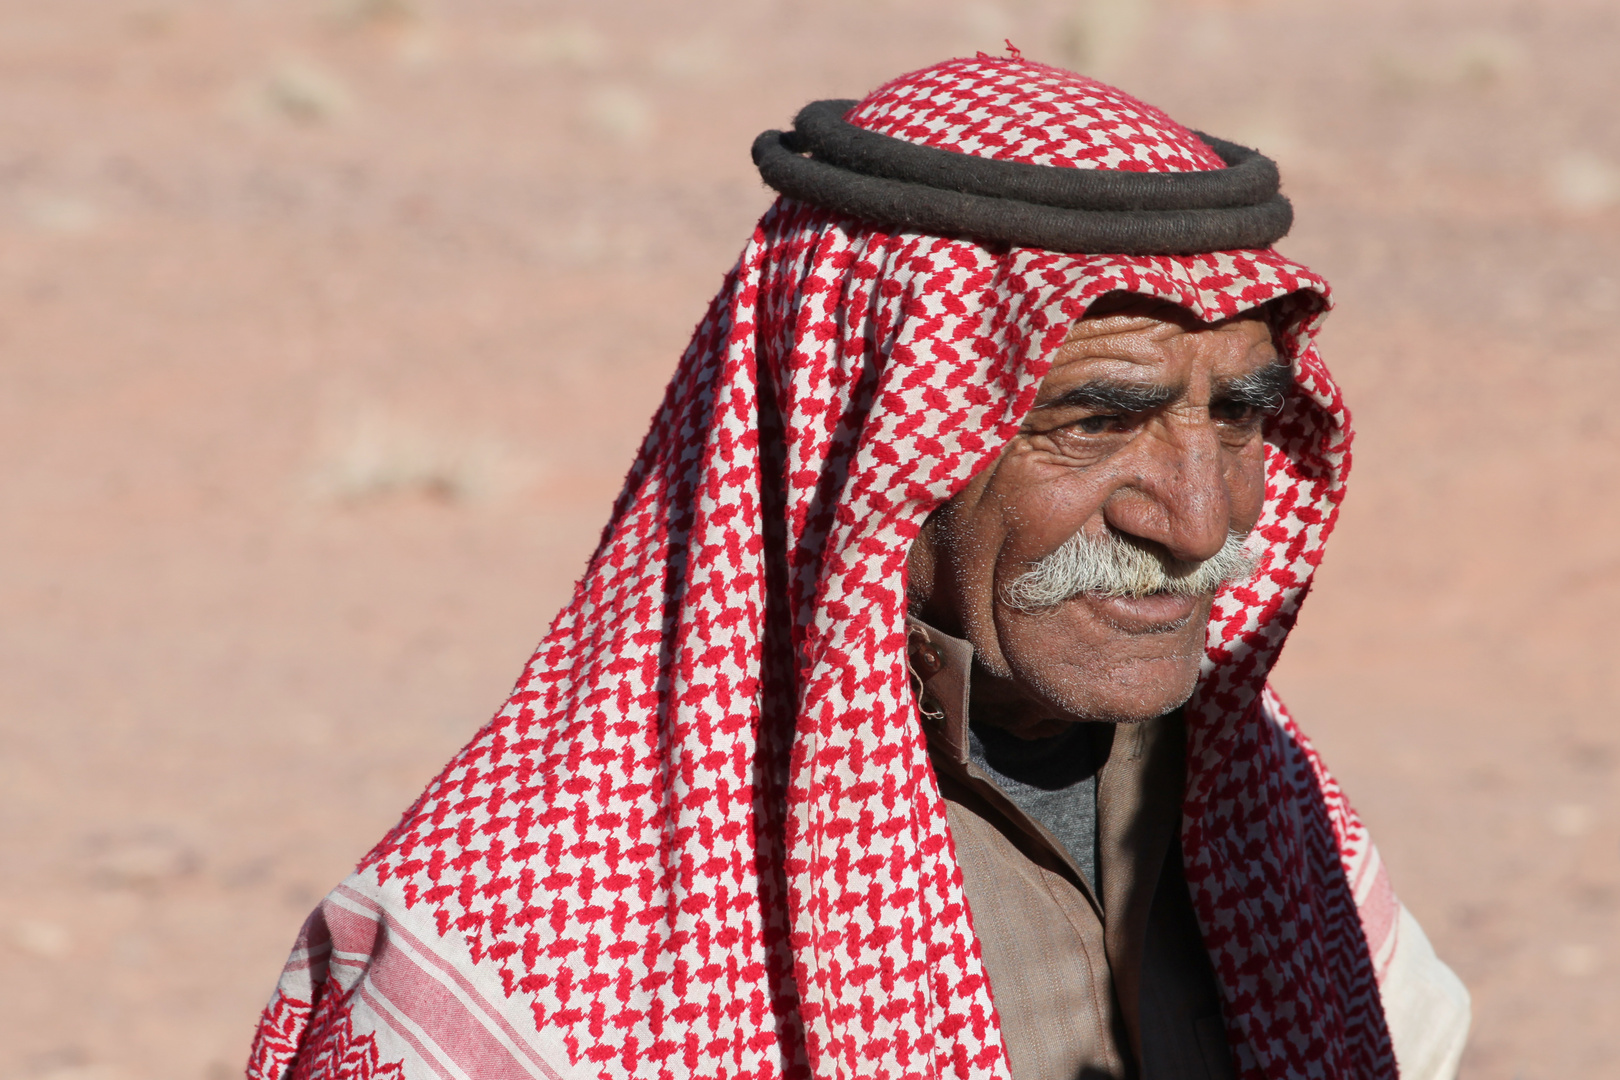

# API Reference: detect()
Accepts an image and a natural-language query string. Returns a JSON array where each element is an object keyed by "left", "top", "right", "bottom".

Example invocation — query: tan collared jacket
[{"left": 910, "top": 619, "right": 1236, "bottom": 1080}]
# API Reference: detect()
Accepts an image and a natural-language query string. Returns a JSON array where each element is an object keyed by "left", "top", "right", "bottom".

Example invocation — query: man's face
[{"left": 908, "top": 295, "right": 1286, "bottom": 733}]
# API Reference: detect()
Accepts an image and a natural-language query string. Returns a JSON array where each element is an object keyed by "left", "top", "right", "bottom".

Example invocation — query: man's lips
[{"left": 1075, "top": 589, "right": 1204, "bottom": 633}]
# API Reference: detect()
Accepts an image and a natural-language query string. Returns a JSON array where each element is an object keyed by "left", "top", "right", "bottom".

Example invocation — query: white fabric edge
[
  {"left": 337, "top": 872, "right": 596, "bottom": 1080},
  {"left": 1380, "top": 904, "right": 1471, "bottom": 1080}
]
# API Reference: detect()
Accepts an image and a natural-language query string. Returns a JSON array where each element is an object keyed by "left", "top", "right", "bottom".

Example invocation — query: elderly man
[{"left": 249, "top": 57, "right": 1469, "bottom": 1080}]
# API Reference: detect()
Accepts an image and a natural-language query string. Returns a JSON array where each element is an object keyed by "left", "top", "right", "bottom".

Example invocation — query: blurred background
[{"left": 1, "top": 0, "right": 1616, "bottom": 1077}]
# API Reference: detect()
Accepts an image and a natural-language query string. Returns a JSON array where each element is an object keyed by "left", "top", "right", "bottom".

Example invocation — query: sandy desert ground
[{"left": 1, "top": 1, "right": 1617, "bottom": 1077}]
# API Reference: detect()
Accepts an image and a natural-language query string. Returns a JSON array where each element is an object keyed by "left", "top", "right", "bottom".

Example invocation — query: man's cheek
[
  {"left": 1005, "top": 468, "right": 1117, "bottom": 559},
  {"left": 1230, "top": 450, "right": 1269, "bottom": 528}
]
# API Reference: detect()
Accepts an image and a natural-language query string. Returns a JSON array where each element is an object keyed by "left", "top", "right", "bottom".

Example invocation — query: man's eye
[
  {"left": 1211, "top": 401, "right": 1262, "bottom": 424},
  {"left": 1076, "top": 415, "right": 1121, "bottom": 434}
]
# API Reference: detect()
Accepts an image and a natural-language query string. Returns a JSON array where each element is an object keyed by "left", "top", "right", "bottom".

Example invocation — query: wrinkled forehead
[
  {"left": 1074, "top": 290, "right": 1277, "bottom": 328},
  {"left": 1049, "top": 296, "right": 1285, "bottom": 386}
]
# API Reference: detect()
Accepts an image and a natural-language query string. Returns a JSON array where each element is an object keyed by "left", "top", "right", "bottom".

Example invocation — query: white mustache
[{"left": 1000, "top": 529, "right": 1260, "bottom": 610}]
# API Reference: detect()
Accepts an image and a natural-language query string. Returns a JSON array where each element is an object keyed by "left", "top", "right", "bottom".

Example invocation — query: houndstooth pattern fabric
[{"left": 252, "top": 57, "right": 1399, "bottom": 1080}]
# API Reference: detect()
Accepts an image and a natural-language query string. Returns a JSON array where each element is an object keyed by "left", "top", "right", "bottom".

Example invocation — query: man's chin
[
  {"left": 1047, "top": 671, "right": 1200, "bottom": 725},
  {"left": 990, "top": 598, "right": 1211, "bottom": 724}
]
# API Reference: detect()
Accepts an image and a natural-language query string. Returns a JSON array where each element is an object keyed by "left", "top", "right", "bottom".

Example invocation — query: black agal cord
[{"left": 753, "top": 99, "right": 1293, "bottom": 255}]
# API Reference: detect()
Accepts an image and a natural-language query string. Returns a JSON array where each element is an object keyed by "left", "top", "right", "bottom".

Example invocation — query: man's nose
[{"left": 1099, "top": 421, "right": 1231, "bottom": 563}]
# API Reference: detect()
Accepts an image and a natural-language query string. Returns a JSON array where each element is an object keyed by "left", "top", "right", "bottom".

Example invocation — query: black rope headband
[{"left": 752, "top": 99, "right": 1293, "bottom": 256}]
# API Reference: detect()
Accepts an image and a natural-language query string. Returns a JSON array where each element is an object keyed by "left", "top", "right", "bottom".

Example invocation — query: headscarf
[{"left": 249, "top": 56, "right": 1402, "bottom": 1080}]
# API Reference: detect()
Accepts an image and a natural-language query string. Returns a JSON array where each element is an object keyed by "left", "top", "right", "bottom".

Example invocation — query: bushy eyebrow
[
  {"left": 1036, "top": 380, "right": 1180, "bottom": 414},
  {"left": 1033, "top": 360, "right": 1293, "bottom": 417},
  {"left": 1216, "top": 361, "right": 1293, "bottom": 412}
]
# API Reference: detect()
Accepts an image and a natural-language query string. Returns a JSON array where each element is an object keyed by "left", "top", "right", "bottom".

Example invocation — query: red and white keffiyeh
[{"left": 249, "top": 57, "right": 1464, "bottom": 1080}]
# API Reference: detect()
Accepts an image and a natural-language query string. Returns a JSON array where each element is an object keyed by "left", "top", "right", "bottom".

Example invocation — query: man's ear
[{"left": 904, "top": 511, "right": 942, "bottom": 614}]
